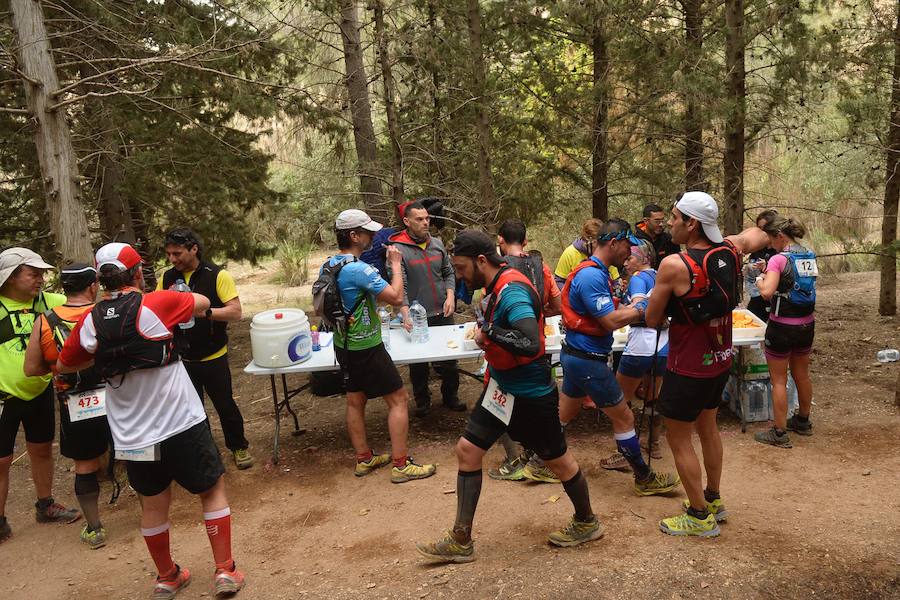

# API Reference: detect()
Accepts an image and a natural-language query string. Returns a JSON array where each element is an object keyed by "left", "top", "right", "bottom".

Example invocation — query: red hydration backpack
[
  {"left": 561, "top": 259, "right": 619, "bottom": 336},
  {"left": 671, "top": 241, "right": 742, "bottom": 324}
]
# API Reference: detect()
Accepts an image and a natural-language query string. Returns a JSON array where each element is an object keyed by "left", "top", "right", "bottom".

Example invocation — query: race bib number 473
[
  {"left": 67, "top": 388, "right": 107, "bottom": 422},
  {"left": 482, "top": 378, "right": 515, "bottom": 425}
]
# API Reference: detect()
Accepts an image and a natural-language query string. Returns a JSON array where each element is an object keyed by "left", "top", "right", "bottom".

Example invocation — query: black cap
[
  {"left": 452, "top": 230, "right": 504, "bottom": 264},
  {"left": 60, "top": 263, "right": 97, "bottom": 292}
]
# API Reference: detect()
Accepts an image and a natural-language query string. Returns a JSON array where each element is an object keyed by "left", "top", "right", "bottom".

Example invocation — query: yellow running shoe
[
  {"left": 233, "top": 448, "right": 254, "bottom": 470},
  {"left": 548, "top": 516, "right": 604, "bottom": 547},
  {"left": 522, "top": 458, "right": 560, "bottom": 484},
  {"left": 390, "top": 457, "right": 436, "bottom": 483},
  {"left": 354, "top": 453, "right": 391, "bottom": 477},
  {"left": 659, "top": 512, "right": 720, "bottom": 537},
  {"left": 634, "top": 471, "right": 680, "bottom": 496},
  {"left": 416, "top": 531, "right": 475, "bottom": 563},
  {"left": 79, "top": 524, "right": 107, "bottom": 550},
  {"left": 682, "top": 498, "right": 729, "bottom": 522}
]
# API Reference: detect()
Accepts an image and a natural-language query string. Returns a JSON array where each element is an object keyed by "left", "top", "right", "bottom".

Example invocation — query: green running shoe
[
  {"left": 548, "top": 516, "right": 604, "bottom": 547},
  {"left": 634, "top": 471, "right": 680, "bottom": 496},
  {"left": 754, "top": 427, "right": 792, "bottom": 448},
  {"left": 416, "top": 531, "right": 475, "bottom": 563},
  {"left": 488, "top": 453, "right": 528, "bottom": 481},
  {"left": 80, "top": 524, "right": 107, "bottom": 550},
  {"left": 682, "top": 498, "right": 729, "bottom": 523},
  {"left": 659, "top": 512, "right": 720, "bottom": 537},
  {"left": 390, "top": 457, "right": 437, "bottom": 483},
  {"left": 522, "top": 458, "right": 560, "bottom": 484},
  {"left": 354, "top": 453, "right": 391, "bottom": 477},
  {"left": 232, "top": 448, "right": 254, "bottom": 470}
]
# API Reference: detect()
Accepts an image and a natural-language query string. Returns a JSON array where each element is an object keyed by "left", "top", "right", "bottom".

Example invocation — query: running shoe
[
  {"left": 214, "top": 562, "right": 245, "bottom": 597},
  {"left": 547, "top": 516, "right": 604, "bottom": 547},
  {"left": 354, "top": 453, "right": 391, "bottom": 477},
  {"left": 682, "top": 498, "right": 729, "bottom": 523},
  {"left": 416, "top": 531, "right": 475, "bottom": 563},
  {"left": 80, "top": 524, "right": 107, "bottom": 550},
  {"left": 599, "top": 451, "right": 631, "bottom": 471},
  {"left": 35, "top": 499, "right": 81, "bottom": 524},
  {"left": 754, "top": 427, "right": 792, "bottom": 448},
  {"left": 0, "top": 518, "right": 10, "bottom": 544},
  {"left": 787, "top": 413, "right": 813, "bottom": 436},
  {"left": 391, "top": 457, "right": 437, "bottom": 483},
  {"left": 232, "top": 449, "right": 254, "bottom": 470},
  {"left": 152, "top": 566, "right": 191, "bottom": 600},
  {"left": 488, "top": 453, "right": 528, "bottom": 481},
  {"left": 659, "top": 512, "right": 720, "bottom": 537},
  {"left": 522, "top": 459, "right": 560, "bottom": 484},
  {"left": 634, "top": 471, "right": 680, "bottom": 496}
]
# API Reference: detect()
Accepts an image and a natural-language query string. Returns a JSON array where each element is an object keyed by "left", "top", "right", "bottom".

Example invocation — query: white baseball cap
[
  {"left": 95, "top": 242, "right": 142, "bottom": 271},
  {"left": 675, "top": 191, "right": 724, "bottom": 243},
  {"left": 335, "top": 209, "right": 383, "bottom": 232},
  {"left": 0, "top": 247, "right": 54, "bottom": 289}
]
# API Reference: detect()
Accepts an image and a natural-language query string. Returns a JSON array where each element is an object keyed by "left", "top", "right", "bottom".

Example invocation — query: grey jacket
[{"left": 387, "top": 229, "right": 455, "bottom": 317}]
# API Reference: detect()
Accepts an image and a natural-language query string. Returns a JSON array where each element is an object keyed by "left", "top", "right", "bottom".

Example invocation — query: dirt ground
[{"left": 2, "top": 269, "right": 898, "bottom": 600}]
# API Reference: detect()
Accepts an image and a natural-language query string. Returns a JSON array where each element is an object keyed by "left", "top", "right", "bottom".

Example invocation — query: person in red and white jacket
[{"left": 58, "top": 242, "right": 245, "bottom": 599}]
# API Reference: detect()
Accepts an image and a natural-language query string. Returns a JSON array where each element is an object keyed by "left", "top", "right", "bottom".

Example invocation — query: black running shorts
[
  {"left": 657, "top": 370, "right": 730, "bottom": 423},
  {"left": 0, "top": 385, "right": 55, "bottom": 457},
  {"left": 764, "top": 320, "right": 815, "bottom": 360},
  {"left": 334, "top": 343, "right": 404, "bottom": 399},
  {"left": 58, "top": 391, "right": 111, "bottom": 461}
]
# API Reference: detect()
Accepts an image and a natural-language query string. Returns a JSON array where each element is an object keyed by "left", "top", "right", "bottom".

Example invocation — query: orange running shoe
[
  {"left": 214, "top": 562, "right": 245, "bottom": 597},
  {"left": 152, "top": 565, "right": 191, "bottom": 600}
]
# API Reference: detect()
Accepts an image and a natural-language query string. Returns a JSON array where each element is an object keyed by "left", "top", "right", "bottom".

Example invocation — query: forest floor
[{"left": 2, "top": 269, "right": 899, "bottom": 600}]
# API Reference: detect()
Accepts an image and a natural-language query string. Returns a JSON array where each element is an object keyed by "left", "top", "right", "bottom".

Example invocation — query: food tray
[{"left": 732, "top": 308, "right": 766, "bottom": 344}]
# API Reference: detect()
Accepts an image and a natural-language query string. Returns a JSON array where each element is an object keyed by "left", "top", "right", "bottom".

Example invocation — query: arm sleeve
[
  {"left": 216, "top": 270, "right": 239, "bottom": 303},
  {"left": 485, "top": 286, "right": 541, "bottom": 356}
]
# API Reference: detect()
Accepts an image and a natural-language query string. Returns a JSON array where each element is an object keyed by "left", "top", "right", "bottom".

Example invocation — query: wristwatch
[{"left": 205, "top": 308, "right": 213, "bottom": 320}]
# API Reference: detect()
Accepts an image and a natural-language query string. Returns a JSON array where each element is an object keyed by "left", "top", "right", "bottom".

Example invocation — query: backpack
[
  {"left": 311, "top": 257, "right": 366, "bottom": 335},
  {"left": 0, "top": 293, "right": 51, "bottom": 350},
  {"left": 44, "top": 308, "right": 104, "bottom": 392},
  {"left": 673, "top": 241, "right": 742, "bottom": 324},
  {"left": 773, "top": 248, "right": 817, "bottom": 316},
  {"left": 504, "top": 254, "right": 544, "bottom": 302}
]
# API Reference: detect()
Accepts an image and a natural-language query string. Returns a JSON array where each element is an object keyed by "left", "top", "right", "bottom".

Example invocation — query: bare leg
[
  {"left": 767, "top": 356, "right": 790, "bottom": 430},
  {"left": 345, "top": 391, "right": 370, "bottom": 455},
  {"left": 665, "top": 417, "right": 705, "bottom": 510},
  {"left": 789, "top": 353, "right": 813, "bottom": 418},
  {"left": 382, "top": 388, "right": 410, "bottom": 460},
  {"left": 694, "top": 408, "right": 722, "bottom": 495},
  {"left": 28, "top": 441, "right": 54, "bottom": 500}
]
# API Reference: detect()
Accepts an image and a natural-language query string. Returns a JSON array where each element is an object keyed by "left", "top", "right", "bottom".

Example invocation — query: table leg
[
  {"left": 737, "top": 347, "right": 748, "bottom": 433},
  {"left": 280, "top": 374, "right": 306, "bottom": 436},
  {"left": 270, "top": 375, "right": 282, "bottom": 465}
]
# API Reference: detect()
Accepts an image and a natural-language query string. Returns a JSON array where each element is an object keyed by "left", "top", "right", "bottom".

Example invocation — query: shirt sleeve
[
  {"left": 578, "top": 269, "right": 615, "bottom": 319},
  {"left": 502, "top": 285, "right": 538, "bottom": 323},
  {"left": 543, "top": 263, "right": 561, "bottom": 299},
  {"left": 216, "top": 270, "right": 239, "bottom": 303},
  {"left": 59, "top": 313, "right": 95, "bottom": 366},
  {"left": 38, "top": 315, "right": 58, "bottom": 365},
  {"left": 766, "top": 254, "right": 788, "bottom": 274},
  {"left": 627, "top": 272, "right": 651, "bottom": 301},
  {"left": 142, "top": 290, "right": 196, "bottom": 330},
  {"left": 155, "top": 278, "right": 164, "bottom": 291},
  {"left": 351, "top": 262, "right": 388, "bottom": 296},
  {"left": 45, "top": 292, "right": 67, "bottom": 310},
  {"left": 554, "top": 246, "right": 580, "bottom": 279}
]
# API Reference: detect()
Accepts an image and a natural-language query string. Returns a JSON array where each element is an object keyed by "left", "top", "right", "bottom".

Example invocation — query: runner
[
  {"left": 553, "top": 218, "right": 611, "bottom": 288},
  {"left": 634, "top": 203, "right": 680, "bottom": 267},
  {"left": 23, "top": 264, "right": 110, "bottom": 549},
  {"left": 645, "top": 191, "right": 768, "bottom": 537},
  {"left": 160, "top": 227, "right": 253, "bottom": 469},
  {"left": 58, "top": 243, "right": 245, "bottom": 598},
  {"left": 417, "top": 230, "right": 603, "bottom": 563},
  {"left": 754, "top": 217, "right": 817, "bottom": 448},
  {"left": 0, "top": 248, "right": 80, "bottom": 544},
  {"left": 552, "top": 222, "right": 679, "bottom": 496},
  {"left": 320, "top": 209, "right": 436, "bottom": 483},
  {"left": 744, "top": 210, "right": 779, "bottom": 321}
]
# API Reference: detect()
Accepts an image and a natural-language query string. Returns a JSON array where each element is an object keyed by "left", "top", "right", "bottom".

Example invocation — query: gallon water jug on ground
[
  {"left": 409, "top": 300, "right": 429, "bottom": 343},
  {"left": 250, "top": 308, "right": 312, "bottom": 368}
]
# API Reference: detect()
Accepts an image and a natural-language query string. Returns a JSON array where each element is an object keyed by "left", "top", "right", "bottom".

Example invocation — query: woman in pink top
[{"left": 754, "top": 217, "right": 816, "bottom": 448}]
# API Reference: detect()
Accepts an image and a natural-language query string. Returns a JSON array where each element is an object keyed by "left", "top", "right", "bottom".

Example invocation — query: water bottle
[
  {"left": 174, "top": 279, "right": 194, "bottom": 329},
  {"left": 409, "top": 300, "right": 429, "bottom": 344},
  {"left": 311, "top": 325, "right": 321, "bottom": 351},
  {"left": 746, "top": 380, "right": 768, "bottom": 421},
  {"left": 876, "top": 349, "right": 900, "bottom": 363},
  {"left": 378, "top": 306, "right": 391, "bottom": 350}
]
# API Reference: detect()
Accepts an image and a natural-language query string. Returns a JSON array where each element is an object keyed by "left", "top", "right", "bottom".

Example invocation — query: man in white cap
[
  {"left": 645, "top": 192, "right": 768, "bottom": 538},
  {"left": 58, "top": 242, "right": 245, "bottom": 598},
  {"left": 0, "top": 247, "right": 81, "bottom": 544},
  {"left": 317, "top": 209, "right": 436, "bottom": 483}
]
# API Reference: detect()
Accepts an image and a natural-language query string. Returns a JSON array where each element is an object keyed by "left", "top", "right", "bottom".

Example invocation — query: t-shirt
[
  {"left": 0, "top": 292, "right": 65, "bottom": 400},
  {"left": 156, "top": 268, "right": 239, "bottom": 361},
  {"left": 554, "top": 245, "right": 619, "bottom": 285},
  {"left": 486, "top": 284, "right": 555, "bottom": 398},
  {"left": 323, "top": 255, "right": 388, "bottom": 351},
  {"left": 564, "top": 257, "right": 615, "bottom": 355},
  {"left": 765, "top": 253, "right": 815, "bottom": 325},
  {"left": 623, "top": 270, "right": 669, "bottom": 357},
  {"left": 37, "top": 303, "right": 94, "bottom": 389},
  {"left": 59, "top": 290, "right": 207, "bottom": 450}
]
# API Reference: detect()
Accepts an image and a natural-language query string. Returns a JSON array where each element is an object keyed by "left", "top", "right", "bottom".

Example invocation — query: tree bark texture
[
  {"left": 723, "top": 0, "right": 746, "bottom": 235},
  {"left": 339, "top": 0, "right": 386, "bottom": 219},
  {"left": 373, "top": 0, "right": 404, "bottom": 207},
  {"left": 465, "top": 0, "right": 496, "bottom": 212},
  {"left": 427, "top": 1, "right": 446, "bottom": 187},
  {"left": 591, "top": 14, "right": 610, "bottom": 221},
  {"left": 880, "top": 4, "right": 900, "bottom": 316},
  {"left": 10, "top": 0, "right": 92, "bottom": 263},
  {"left": 683, "top": 0, "right": 704, "bottom": 191}
]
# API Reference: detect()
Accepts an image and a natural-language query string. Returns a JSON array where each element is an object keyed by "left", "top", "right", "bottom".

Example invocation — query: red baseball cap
[{"left": 95, "top": 242, "right": 142, "bottom": 271}]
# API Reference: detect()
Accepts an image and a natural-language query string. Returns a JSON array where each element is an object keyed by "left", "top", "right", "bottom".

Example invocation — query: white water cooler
[{"left": 250, "top": 308, "right": 312, "bottom": 368}]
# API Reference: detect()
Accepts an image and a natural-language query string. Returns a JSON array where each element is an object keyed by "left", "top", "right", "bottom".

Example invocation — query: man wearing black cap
[
  {"left": 417, "top": 230, "right": 602, "bottom": 563},
  {"left": 25, "top": 264, "right": 110, "bottom": 549}
]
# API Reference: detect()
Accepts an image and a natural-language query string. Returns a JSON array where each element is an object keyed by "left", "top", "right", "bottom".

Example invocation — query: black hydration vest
[
  {"left": 161, "top": 261, "right": 228, "bottom": 360},
  {"left": 0, "top": 293, "right": 51, "bottom": 351},
  {"left": 44, "top": 307, "right": 104, "bottom": 393},
  {"left": 92, "top": 292, "right": 180, "bottom": 379}
]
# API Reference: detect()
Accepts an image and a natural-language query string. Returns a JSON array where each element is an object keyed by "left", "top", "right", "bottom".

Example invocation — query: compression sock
[
  {"left": 499, "top": 433, "right": 520, "bottom": 461},
  {"left": 704, "top": 489, "right": 720, "bottom": 503},
  {"left": 74, "top": 471, "right": 102, "bottom": 531},
  {"left": 614, "top": 430, "right": 651, "bottom": 480},
  {"left": 204, "top": 507, "right": 233, "bottom": 569},
  {"left": 452, "top": 470, "right": 483, "bottom": 544},
  {"left": 141, "top": 522, "right": 176, "bottom": 578},
  {"left": 356, "top": 449, "right": 373, "bottom": 463},
  {"left": 562, "top": 469, "right": 595, "bottom": 522}
]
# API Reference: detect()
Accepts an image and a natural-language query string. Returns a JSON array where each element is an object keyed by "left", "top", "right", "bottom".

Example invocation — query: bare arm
[
  {"left": 190, "top": 293, "right": 211, "bottom": 316},
  {"left": 209, "top": 297, "right": 241, "bottom": 322},
  {"left": 23, "top": 318, "right": 50, "bottom": 377},
  {"left": 726, "top": 226, "right": 769, "bottom": 256},
  {"left": 646, "top": 255, "right": 681, "bottom": 328},
  {"left": 57, "top": 357, "right": 93, "bottom": 374},
  {"left": 595, "top": 305, "right": 643, "bottom": 331},
  {"left": 376, "top": 245, "right": 406, "bottom": 307},
  {"left": 758, "top": 268, "right": 781, "bottom": 301},
  {"left": 545, "top": 294, "right": 562, "bottom": 317}
]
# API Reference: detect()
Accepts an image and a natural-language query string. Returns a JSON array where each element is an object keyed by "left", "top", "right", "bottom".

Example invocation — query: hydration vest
[
  {"left": 560, "top": 259, "right": 619, "bottom": 337},
  {"left": 503, "top": 254, "right": 545, "bottom": 305},
  {"left": 91, "top": 291, "right": 180, "bottom": 380},
  {"left": 0, "top": 293, "right": 51, "bottom": 351},
  {"left": 482, "top": 267, "right": 546, "bottom": 371},
  {"left": 771, "top": 246, "right": 817, "bottom": 317},
  {"left": 668, "top": 241, "right": 741, "bottom": 325},
  {"left": 44, "top": 306, "right": 104, "bottom": 393},
  {"left": 161, "top": 262, "right": 228, "bottom": 360}
]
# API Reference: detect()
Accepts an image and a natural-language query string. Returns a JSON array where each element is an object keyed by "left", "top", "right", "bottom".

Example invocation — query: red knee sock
[
  {"left": 356, "top": 449, "right": 373, "bottom": 463},
  {"left": 141, "top": 523, "right": 176, "bottom": 578},
  {"left": 204, "top": 507, "right": 233, "bottom": 570}
]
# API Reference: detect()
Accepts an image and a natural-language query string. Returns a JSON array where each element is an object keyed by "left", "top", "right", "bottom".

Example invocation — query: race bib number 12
[
  {"left": 482, "top": 378, "right": 515, "bottom": 425},
  {"left": 795, "top": 258, "right": 818, "bottom": 277},
  {"left": 67, "top": 388, "right": 107, "bottom": 422}
]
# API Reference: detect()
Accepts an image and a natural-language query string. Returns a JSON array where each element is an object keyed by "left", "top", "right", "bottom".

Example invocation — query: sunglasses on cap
[
  {"left": 598, "top": 229, "right": 640, "bottom": 244},
  {"left": 165, "top": 232, "right": 198, "bottom": 246}
]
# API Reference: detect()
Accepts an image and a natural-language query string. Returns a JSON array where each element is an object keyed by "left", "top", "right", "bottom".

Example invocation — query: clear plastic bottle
[
  {"left": 174, "top": 279, "right": 195, "bottom": 329},
  {"left": 745, "top": 380, "right": 768, "bottom": 421},
  {"left": 409, "top": 300, "right": 429, "bottom": 344},
  {"left": 377, "top": 305, "right": 391, "bottom": 350},
  {"left": 876, "top": 349, "right": 899, "bottom": 363}
]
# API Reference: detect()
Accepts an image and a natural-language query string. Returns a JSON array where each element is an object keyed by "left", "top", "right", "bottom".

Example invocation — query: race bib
[
  {"left": 115, "top": 444, "right": 160, "bottom": 462},
  {"left": 795, "top": 258, "right": 818, "bottom": 277},
  {"left": 482, "top": 377, "right": 515, "bottom": 425},
  {"left": 67, "top": 388, "right": 107, "bottom": 422}
]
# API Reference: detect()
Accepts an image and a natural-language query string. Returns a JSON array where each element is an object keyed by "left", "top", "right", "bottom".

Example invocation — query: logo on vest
[{"left": 104, "top": 307, "right": 119, "bottom": 320}]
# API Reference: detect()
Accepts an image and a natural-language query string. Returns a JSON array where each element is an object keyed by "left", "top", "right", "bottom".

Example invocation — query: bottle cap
[
  {"left": 275, "top": 312, "right": 283, "bottom": 319},
  {"left": 311, "top": 325, "right": 317, "bottom": 331}
]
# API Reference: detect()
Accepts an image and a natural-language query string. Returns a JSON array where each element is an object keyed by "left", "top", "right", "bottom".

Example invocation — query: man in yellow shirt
[{"left": 160, "top": 228, "right": 252, "bottom": 469}]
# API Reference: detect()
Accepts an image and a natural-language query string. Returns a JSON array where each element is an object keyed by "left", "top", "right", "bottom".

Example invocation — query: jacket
[
  {"left": 387, "top": 230, "right": 455, "bottom": 317},
  {"left": 635, "top": 222, "right": 680, "bottom": 267}
]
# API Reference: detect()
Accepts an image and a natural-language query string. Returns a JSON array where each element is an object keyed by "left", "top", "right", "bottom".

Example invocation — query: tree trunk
[
  {"left": 10, "top": 0, "right": 92, "bottom": 263},
  {"left": 591, "top": 14, "right": 610, "bottom": 221},
  {"left": 427, "top": 1, "right": 446, "bottom": 187},
  {"left": 683, "top": 0, "right": 704, "bottom": 191},
  {"left": 373, "top": 0, "right": 404, "bottom": 207},
  {"left": 879, "top": 5, "right": 900, "bottom": 317},
  {"left": 465, "top": 0, "right": 496, "bottom": 211},
  {"left": 339, "top": 0, "right": 386, "bottom": 219},
  {"left": 723, "top": 0, "right": 746, "bottom": 235},
  {"left": 98, "top": 144, "right": 135, "bottom": 243}
]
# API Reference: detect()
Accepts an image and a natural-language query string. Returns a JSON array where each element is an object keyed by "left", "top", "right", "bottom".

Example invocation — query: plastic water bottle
[
  {"left": 409, "top": 300, "right": 429, "bottom": 344},
  {"left": 174, "top": 279, "right": 194, "bottom": 329},
  {"left": 876, "top": 349, "right": 899, "bottom": 363},
  {"left": 378, "top": 306, "right": 391, "bottom": 350},
  {"left": 746, "top": 380, "right": 768, "bottom": 421},
  {"left": 310, "top": 325, "right": 321, "bottom": 351}
]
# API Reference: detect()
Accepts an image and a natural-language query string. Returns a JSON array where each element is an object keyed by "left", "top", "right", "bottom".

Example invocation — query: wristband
[{"left": 205, "top": 308, "right": 213, "bottom": 319}]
